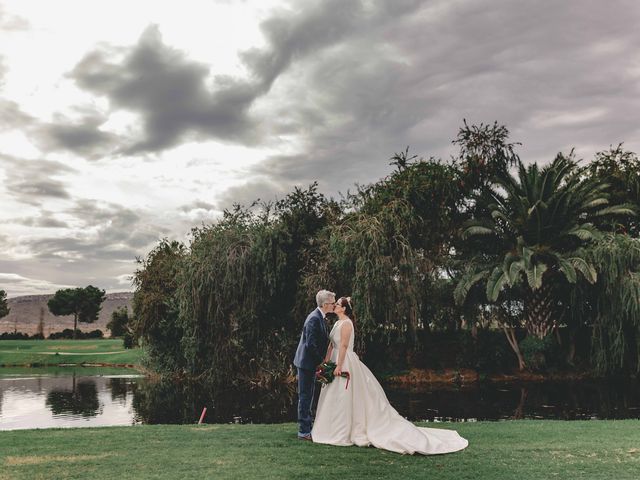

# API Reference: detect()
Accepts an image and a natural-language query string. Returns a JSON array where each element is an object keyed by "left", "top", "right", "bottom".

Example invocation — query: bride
[{"left": 311, "top": 297, "right": 468, "bottom": 455}]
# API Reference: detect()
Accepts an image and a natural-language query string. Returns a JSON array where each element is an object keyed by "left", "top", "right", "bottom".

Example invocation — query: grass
[
  {"left": 0, "top": 339, "right": 142, "bottom": 367},
  {"left": 0, "top": 421, "right": 638, "bottom": 479}
]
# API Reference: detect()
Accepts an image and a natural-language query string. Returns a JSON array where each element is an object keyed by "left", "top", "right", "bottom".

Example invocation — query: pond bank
[
  {"left": 384, "top": 367, "right": 625, "bottom": 386},
  {"left": 1, "top": 421, "right": 638, "bottom": 479}
]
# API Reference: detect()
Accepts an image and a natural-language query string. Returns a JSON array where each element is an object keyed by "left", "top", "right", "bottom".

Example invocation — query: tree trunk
[
  {"left": 73, "top": 313, "right": 78, "bottom": 339},
  {"left": 524, "top": 282, "right": 556, "bottom": 339},
  {"left": 503, "top": 325, "right": 526, "bottom": 371},
  {"left": 566, "top": 328, "right": 577, "bottom": 365}
]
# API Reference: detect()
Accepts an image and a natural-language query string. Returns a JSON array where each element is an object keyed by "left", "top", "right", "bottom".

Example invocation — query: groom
[{"left": 293, "top": 289, "right": 335, "bottom": 440}]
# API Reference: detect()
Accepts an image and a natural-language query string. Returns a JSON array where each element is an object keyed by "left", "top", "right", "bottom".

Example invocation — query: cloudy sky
[{"left": 0, "top": 0, "right": 639, "bottom": 297}]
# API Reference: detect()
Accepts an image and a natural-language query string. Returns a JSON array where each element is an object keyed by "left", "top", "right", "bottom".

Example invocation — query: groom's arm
[{"left": 305, "top": 316, "right": 325, "bottom": 366}]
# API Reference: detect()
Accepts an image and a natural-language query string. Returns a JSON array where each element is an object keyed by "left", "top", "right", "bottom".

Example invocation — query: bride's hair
[{"left": 337, "top": 296, "right": 355, "bottom": 324}]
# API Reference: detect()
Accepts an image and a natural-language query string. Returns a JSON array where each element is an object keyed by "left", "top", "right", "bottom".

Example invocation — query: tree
[
  {"left": 132, "top": 239, "right": 186, "bottom": 372},
  {"left": 37, "top": 307, "right": 45, "bottom": 338},
  {"left": 570, "top": 234, "right": 640, "bottom": 373},
  {"left": 586, "top": 144, "right": 640, "bottom": 236},
  {"left": 0, "top": 290, "right": 9, "bottom": 319},
  {"left": 455, "top": 153, "right": 635, "bottom": 367},
  {"left": 107, "top": 306, "right": 130, "bottom": 338},
  {"left": 47, "top": 286, "right": 106, "bottom": 339}
]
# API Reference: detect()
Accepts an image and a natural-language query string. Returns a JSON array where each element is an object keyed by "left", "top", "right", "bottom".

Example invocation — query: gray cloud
[
  {"left": 0, "top": 95, "right": 35, "bottom": 132},
  {"left": 33, "top": 111, "right": 119, "bottom": 158},
  {"left": 7, "top": 213, "right": 69, "bottom": 229},
  {"left": 25, "top": 200, "right": 165, "bottom": 262},
  {"left": 66, "top": 1, "right": 417, "bottom": 154},
  {"left": 0, "top": 52, "right": 117, "bottom": 157},
  {"left": 220, "top": 0, "right": 640, "bottom": 207},
  {"left": 215, "top": 177, "right": 288, "bottom": 210},
  {"left": 1, "top": 154, "right": 74, "bottom": 205},
  {"left": 69, "top": 26, "right": 257, "bottom": 153},
  {"left": 67, "top": 200, "right": 164, "bottom": 247}
]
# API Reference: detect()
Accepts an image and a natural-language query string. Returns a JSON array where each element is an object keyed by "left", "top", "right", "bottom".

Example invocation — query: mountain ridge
[{"left": 0, "top": 292, "right": 134, "bottom": 337}]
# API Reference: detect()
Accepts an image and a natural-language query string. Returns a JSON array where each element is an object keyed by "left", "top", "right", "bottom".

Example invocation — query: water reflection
[
  {"left": 109, "top": 378, "right": 131, "bottom": 402},
  {"left": 0, "top": 368, "right": 141, "bottom": 430},
  {"left": 132, "top": 378, "right": 296, "bottom": 425},
  {"left": 1, "top": 368, "right": 639, "bottom": 430},
  {"left": 132, "top": 377, "right": 640, "bottom": 424},
  {"left": 384, "top": 379, "right": 640, "bottom": 421},
  {"left": 46, "top": 378, "right": 101, "bottom": 418}
]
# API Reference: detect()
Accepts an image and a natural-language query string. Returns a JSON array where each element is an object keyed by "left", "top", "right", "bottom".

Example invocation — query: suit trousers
[{"left": 297, "top": 366, "right": 316, "bottom": 436}]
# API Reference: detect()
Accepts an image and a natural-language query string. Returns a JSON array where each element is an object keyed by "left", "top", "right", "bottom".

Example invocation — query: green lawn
[
  {"left": 0, "top": 421, "right": 638, "bottom": 479},
  {"left": 0, "top": 339, "right": 142, "bottom": 367}
]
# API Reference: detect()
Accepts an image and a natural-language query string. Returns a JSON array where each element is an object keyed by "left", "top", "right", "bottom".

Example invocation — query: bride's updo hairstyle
[{"left": 337, "top": 297, "right": 355, "bottom": 324}]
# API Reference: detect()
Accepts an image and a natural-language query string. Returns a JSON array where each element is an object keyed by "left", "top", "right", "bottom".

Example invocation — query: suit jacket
[{"left": 293, "top": 307, "right": 329, "bottom": 371}]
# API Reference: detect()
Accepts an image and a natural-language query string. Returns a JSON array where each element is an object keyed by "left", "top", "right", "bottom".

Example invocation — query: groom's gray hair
[{"left": 316, "top": 290, "right": 336, "bottom": 308}]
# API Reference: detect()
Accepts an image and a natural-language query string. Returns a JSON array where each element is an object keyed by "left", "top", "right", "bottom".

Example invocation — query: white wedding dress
[{"left": 312, "top": 318, "right": 468, "bottom": 455}]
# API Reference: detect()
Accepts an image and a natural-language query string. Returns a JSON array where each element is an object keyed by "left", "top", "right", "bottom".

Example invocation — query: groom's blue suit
[{"left": 293, "top": 307, "right": 328, "bottom": 437}]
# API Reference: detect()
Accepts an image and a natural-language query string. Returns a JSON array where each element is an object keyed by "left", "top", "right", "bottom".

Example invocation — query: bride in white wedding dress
[{"left": 312, "top": 297, "right": 468, "bottom": 455}]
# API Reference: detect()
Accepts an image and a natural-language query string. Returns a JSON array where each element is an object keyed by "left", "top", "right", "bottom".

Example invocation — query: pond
[
  {"left": 1, "top": 367, "right": 639, "bottom": 430},
  {"left": 0, "top": 367, "right": 142, "bottom": 431}
]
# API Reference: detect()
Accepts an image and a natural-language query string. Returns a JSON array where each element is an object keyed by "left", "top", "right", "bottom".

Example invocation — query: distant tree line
[
  {"left": 132, "top": 123, "right": 640, "bottom": 385},
  {"left": 0, "top": 329, "right": 104, "bottom": 340}
]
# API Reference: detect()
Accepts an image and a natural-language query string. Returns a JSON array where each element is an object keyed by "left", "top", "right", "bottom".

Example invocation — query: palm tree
[{"left": 455, "top": 153, "right": 635, "bottom": 341}]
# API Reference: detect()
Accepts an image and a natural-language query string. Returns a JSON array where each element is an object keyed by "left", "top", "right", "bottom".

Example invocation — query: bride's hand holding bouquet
[{"left": 315, "top": 360, "right": 350, "bottom": 389}]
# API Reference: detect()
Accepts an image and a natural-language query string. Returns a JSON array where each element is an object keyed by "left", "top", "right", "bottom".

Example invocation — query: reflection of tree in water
[
  {"left": 507, "top": 380, "right": 640, "bottom": 420},
  {"left": 132, "top": 378, "right": 296, "bottom": 424},
  {"left": 108, "top": 378, "right": 132, "bottom": 402},
  {"left": 46, "top": 377, "right": 101, "bottom": 418},
  {"left": 513, "top": 387, "right": 527, "bottom": 419}
]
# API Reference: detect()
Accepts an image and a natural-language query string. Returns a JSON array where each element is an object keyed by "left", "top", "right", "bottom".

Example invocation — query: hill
[{"left": 0, "top": 292, "right": 133, "bottom": 337}]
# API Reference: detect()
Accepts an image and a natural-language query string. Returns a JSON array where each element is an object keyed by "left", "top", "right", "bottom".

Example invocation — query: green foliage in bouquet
[
  {"left": 315, "top": 361, "right": 338, "bottom": 384},
  {"left": 315, "top": 361, "right": 350, "bottom": 386}
]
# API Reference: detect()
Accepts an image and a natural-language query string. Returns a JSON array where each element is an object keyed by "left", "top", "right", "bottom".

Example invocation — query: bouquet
[{"left": 315, "top": 361, "right": 350, "bottom": 389}]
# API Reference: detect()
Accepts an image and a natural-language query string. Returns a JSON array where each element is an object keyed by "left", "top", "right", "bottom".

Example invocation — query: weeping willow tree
[
  {"left": 132, "top": 239, "right": 187, "bottom": 373},
  {"left": 570, "top": 234, "right": 640, "bottom": 373},
  {"left": 311, "top": 198, "right": 424, "bottom": 352},
  {"left": 169, "top": 185, "right": 335, "bottom": 384},
  {"left": 302, "top": 152, "right": 465, "bottom": 356}
]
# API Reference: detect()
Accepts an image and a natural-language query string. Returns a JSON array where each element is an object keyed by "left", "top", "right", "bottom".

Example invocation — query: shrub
[
  {"left": 86, "top": 329, "right": 104, "bottom": 339},
  {"left": 519, "top": 334, "right": 562, "bottom": 372},
  {"left": 0, "top": 332, "right": 30, "bottom": 340},
  {"left": 48, "top": 329, "right": 103, "bottom": 340}
]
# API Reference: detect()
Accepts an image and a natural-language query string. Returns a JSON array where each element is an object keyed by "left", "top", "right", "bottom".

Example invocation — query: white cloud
[{"left": 0, "top": 273, "right": 75, "bottom": 297}]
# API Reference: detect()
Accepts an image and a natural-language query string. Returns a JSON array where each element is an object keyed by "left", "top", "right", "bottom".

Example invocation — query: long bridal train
[{"left": 312, "top": 318, "right": 468, "bottom": 455}]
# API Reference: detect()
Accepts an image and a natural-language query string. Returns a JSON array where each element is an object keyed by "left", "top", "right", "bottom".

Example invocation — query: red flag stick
[{"left": 198, "top": 407, "right": 207, "bottom": 424}]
